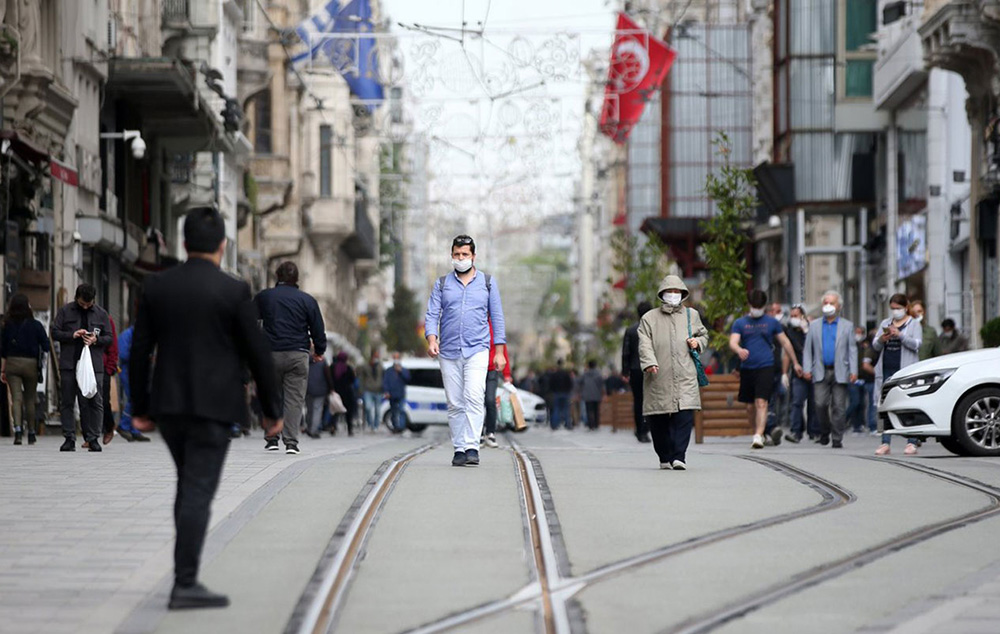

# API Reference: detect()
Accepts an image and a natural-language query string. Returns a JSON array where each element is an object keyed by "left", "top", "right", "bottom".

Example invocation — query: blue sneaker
[
  {"left": 465, "top": 449, "right": 480, "bottom": 466},
  {"left": 452, "top": 451, "right": 467, "bottom": 467}
]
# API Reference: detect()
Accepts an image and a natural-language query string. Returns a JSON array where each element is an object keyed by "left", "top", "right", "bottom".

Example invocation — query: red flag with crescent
[{"left": 599, "top": 13, "right": 677, "bottom": 144}]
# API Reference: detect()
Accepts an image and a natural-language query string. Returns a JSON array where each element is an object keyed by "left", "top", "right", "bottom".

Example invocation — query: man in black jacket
[
  {"left": 254, "top": 261, "right": 326, "bottom": 454},
  {"left": 131, "top": 207, "right": 282, "bottom": 610},
  {"left": 51, "top": 284, "right": 113, "bottom": 452},
  {"left": 621, "top": 301, "right": 653, "bottom": 443}
]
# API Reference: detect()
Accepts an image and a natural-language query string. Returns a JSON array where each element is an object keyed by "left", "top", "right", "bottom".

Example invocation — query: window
[
  {"left": 839, "top": 0, "right": 876, "bottom": 98},
  {"left": 320, "top": 125, "right": 333, "bottom": 197},
  {"left": 254, "top": 89, "right": 272, "bottom": 153},
  {"left": 407, "top": 369, "right": 444, "bottom": 389}
]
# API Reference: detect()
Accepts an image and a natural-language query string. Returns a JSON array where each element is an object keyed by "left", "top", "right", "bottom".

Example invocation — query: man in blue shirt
[
  {"left": 801, "top": 291, "right": 857, "bottom": 448},
  {"left": 730, "top": 290, "right": 802, "bottom": 449},
  {"left": 425, "top": 235, "right": 507, "bottom": 467}
]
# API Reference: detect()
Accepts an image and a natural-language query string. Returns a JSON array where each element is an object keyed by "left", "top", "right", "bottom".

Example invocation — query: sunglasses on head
[{"left": 453, "top": 235, "right": 474, "bottom": 246}]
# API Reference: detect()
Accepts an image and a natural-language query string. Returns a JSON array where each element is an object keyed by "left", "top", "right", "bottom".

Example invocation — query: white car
[
  {"left": 377, "top": 357, "right": 546, "bottom": 431},
  {"left": 879, "top": 348, "right": 1000, "bottom": 456}
]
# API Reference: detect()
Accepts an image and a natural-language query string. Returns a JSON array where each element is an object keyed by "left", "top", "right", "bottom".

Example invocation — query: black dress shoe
[
  {"left": 88, "top": 440, "right": 102, "bottom": 452},
  {"left": 27, "top": 433, "right": 36, "bottom": 445},
  {"left": 169, "top": 582, "right": 230, "bottom": 610},
  {"left": 831, "top": 440, "right": 843, "bottom": 449},
  {"left": 60, "top": 438, "right": 76, "bottom": 452},
  {"left": 13, "top": 431, "right": 22, "bottom": 445},
  {"left": 132, "top": 432, "right": 151, "bottom": 442},
  {"left": 818, "top": 435, "right": 830, "bottom": 446},
  {"left": 452, "top": 451, "right": 467, "bottom": 467},
  {"left": 637, "top": 434, "right": 651, "bottom": 443}
]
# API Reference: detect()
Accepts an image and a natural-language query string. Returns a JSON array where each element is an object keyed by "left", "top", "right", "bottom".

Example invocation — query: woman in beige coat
[{"left": 638, "top": 275, "right": 709, "bottom": 470}]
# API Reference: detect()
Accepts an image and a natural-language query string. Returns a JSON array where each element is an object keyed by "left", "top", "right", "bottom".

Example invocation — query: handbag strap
[{"left": 686, "top": 307, "right": 692, "bottom": 337}]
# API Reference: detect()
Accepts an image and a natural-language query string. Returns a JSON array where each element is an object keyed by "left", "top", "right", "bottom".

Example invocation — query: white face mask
[
  {"left": 854, "top": 334, "right": 865, "bottom": 343},
  {"left": 662, "top": 292, "right": 682, "bottom": 306},
  {"left": 750, "top": 308, "right": 765, "bottom": 318},
  {"left": 822, "top": 304, "right": 837, "bottom": 316},
  {"left": 891, "top": 308, "right": 906, "bottom": 321},
  {"left": 789, "top": 317, "right": 802, "bottom": 328},
  {"left": 774, "top": 312, "right": 784, "bottom": 322},
  {"left": 914, "top": 314, "right": 923, "bottom": 323},
  {"left": 452, "top": 258, "right": 473, "bottom": 273}
]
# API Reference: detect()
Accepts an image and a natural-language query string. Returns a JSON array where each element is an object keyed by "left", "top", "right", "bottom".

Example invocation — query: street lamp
[{"left": 100, "top": 129, "right": 146, "bottom": 159}]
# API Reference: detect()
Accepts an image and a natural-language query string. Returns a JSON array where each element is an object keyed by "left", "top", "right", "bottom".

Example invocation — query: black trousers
[
  {"left": 585, "top": 401, "right": 600, "bottom": 430},
  {"left": 648, "top": 410, "right": 695, "bottom": 464},
  {"left": 629, "top": 370, "right": 648, "bottom": 437},
  {"left": 159, "top": 417, "right": 231, "bottom": 587},
  {"left": 59, "top": 369, "right": 104, "bottom": 442},
  {"left": 483, "top": 370, "right": 500, "bottom": 435}
]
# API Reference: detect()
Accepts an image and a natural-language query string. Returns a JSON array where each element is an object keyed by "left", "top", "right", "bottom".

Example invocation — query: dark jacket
[
  {"left": 580, "top": 368, "right": 604, "bottom": 402},
  {"left": 1, "top": 317, "right": 50, "bottom": 359},
  {"left": 130, "top": 258, "right": 280, "bottom": 423},
  {"left": 622, "top": 324, "right": 641, "bottom": 373},
  {"left": 550, "top": 369, "right": 573, "bottom": 393},
  {"left": 307, "top": 359, "right": 333, "bottom": 397},
  {"left": 383, "top": 364, "right": 410, "bottom": 400},
  {"left": 253, "top": 283, "right": 326, "bottom": 355},
  {"left": 357, "top": 361, "right": 384, "bottom": 393},
  {"left": 51, "top": 301, "right": 113, "bottom": 375}
]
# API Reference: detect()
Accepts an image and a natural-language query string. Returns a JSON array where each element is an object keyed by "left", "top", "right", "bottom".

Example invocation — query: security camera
[
  {"left": 131, "top": 136, "right": 146, "bottom": 160},
  {"left": 768, "top": 214, "right": 781, "bottom": 229}
]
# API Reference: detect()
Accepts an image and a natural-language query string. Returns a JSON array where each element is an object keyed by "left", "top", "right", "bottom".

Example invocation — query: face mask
[
  {"left": 789, "top": 317, "right": 802, "bottom": 328},
  {"left": 822, "top": 304, "right": 837, "bottom": 316},
  {"left": 774, "top": 312, "right": 784, "bottom": 322},
  {"left": 891, "top": 308, "right": 906, "bottom": 320},
  {"left": 452, "top": 258, "right": 473, "bottom": 273},
  {"left": 854, "top": 334, "right": 865, "bottom": 343},
  {"left": 914, "top": 314, "right": 923, "bottom": 323},
  {"left": 943, "top": 330, "right": 954, "bottom": 338},
  {"left": 662, "top": 292, "right": 682, "bottom": 306},
  {"left": 750, "top": 308, "right": 764, "bottom": 318}
]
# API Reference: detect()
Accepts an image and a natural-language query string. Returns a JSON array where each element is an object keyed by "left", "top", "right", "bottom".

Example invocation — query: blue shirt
[
  {"left": 821, "top": 317, "right": 839, "bottom": 367},
  {"left": 731, "top": 315, "right": 783, "bottom": 370},
  {"left": 425, "top": 270, "right": 506, "bottom": 360}
]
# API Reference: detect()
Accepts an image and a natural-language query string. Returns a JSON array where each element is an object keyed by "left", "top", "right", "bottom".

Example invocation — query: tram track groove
[
  {"left": 664, "top": 455, "right": 1000, "bottom": 634},
  {"left": 285, "top": 442, "right": 437, "bottom": 634}
]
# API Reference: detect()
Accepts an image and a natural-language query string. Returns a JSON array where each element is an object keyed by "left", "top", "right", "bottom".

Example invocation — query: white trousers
[{"left": 439, "top": 350, "right": 490, "bottom": 451}]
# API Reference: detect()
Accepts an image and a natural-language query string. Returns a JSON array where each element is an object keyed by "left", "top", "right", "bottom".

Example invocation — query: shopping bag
[
  {"left": 507, "top": 386, "right": 528, "bottom": 432},
  {"left": 76, "top": 346, "right": 98, "bottom": 399},
  {"left": 499, "top": 389, "right": 514, "bottom": 427},
  {"left": 328, "top": 391, "right": 347, "bottom": 415}
]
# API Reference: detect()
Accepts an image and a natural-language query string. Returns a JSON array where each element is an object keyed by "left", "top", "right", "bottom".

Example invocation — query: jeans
[
  {"left": 865, "top": 382, "right": 876, "bottom": 431},
  {"left": 484, "top": 370, "right": 500, "bottom": 436},
  {"left": 59, "top": 369, "right": 104, "bottom": 443},
  {"left": 551, "top": 392, "right": 571, "bottom": 430},
  {"left": 789, "top": 376, "right": 819, "bottom": 438},
  {"left": 362, "top": 391, "right": 381, "bottom": 430},
  {"left": 767, "top": 375, "right": 788, "bottom": 434},
  {"left": 648, "top": 410, "right": 694, "bottom": 464},
  {"left": 159, "top": 416, "right": 231, "bottom": 587},
  {"left": 439, "top": 351, "right": 489, "bottom": 451},
  {"left": 389, "top": 397, "right": 405, "bottom": 431},
  {"left": 847, "top": 382, "right": 866, "bottom": 431}
]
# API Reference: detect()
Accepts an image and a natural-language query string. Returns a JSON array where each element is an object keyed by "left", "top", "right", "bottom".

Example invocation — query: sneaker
[
  {"left": 88, "top": 440, "right": 102, "bottom": 452},
  {"left": 751, "top": 434, "right": 765, "bottom": 449},
  {"left": 875, "top": 444, "right": 890, "bottom": 456},
  {"left": 770, "top": 428, "right": 783, "bottom": 446},
  {"left": 265, "top": 438, "right": 279, "bottom": 451},
  {"left": 13, "top": 431, "right": 22, "bottom": 445},
  {"left": 869, "top": 430, "right": 881, "bottom": 437},
  {"left": 671, "top": 460, "right": 687, "bottom": 470},
  {"left": 132, "top": 432, "right": 151, "bottom": 442},
  {"left": 168, "top": 582, "right": 230, "bottom": 610},
  {"left": 59, "top": 438, "right": 75, "bottom": 452},
  {"left": 659, "top": 463, "right": 672, "bottom": 470},
  {"left": 285, "top": 443, "right": 300, "bottom": 455},
  {"left": 27, "top": 433, "right": 36, "bottom": 445},
  {"left": 785, "top": 433, "right": 801, "bottom": 444},
  {"left": 452, "top": 451, "right": 467, "bottom": 467},
  {"left": 465, "top": 449, "right": 480, "bottom": 466},
  {"left": 117, "top": 426, "right": 136, "bottom": 442},
  {"left": 831, "top": 440, "right": 843, "bottom": 449},
  {"left": 484, "top": 434, "right": 499, "bottom": 448},
  {"left": 904, "top": 443, "right": 918, "bottom": 455}
]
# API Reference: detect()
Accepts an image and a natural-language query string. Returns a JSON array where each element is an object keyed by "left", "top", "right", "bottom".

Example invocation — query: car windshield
[{"left": 408, "top": 369, "right": 444, "bottom": 389}]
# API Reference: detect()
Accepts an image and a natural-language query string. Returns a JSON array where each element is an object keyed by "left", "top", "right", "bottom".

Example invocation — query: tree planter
[{"left": 694, "top": 374, "right": 752, "bottom": 443}]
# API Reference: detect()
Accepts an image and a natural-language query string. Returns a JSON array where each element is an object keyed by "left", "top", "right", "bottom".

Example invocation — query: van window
[{"left": 408, "top": 369, "right": 444, "bottom": 389}]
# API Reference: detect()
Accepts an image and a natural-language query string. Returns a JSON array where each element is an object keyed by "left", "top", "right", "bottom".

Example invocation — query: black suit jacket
[{"left": 130, "top": 258, "right": 281, "bottom": 424}]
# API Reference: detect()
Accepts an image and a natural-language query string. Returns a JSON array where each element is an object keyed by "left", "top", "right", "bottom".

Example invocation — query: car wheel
[
  {"left": 951, "top": 387, "right": 1000, "bottom": 457},
  {"left": 406, "top": 422, "right": 428, "bottom": 433},
  {"left": 938, "top": 436, "right": 972, "bottom": 457}
]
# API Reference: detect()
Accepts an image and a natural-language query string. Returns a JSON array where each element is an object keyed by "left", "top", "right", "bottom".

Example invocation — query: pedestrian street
[{"left": 7, "top": 426, "right": 1000, "bottom": 634}]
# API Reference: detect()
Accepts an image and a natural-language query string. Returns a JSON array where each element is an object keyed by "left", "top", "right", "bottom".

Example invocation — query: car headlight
[{"left": 896, "top": 369, "right": 956, "bottom": 396}]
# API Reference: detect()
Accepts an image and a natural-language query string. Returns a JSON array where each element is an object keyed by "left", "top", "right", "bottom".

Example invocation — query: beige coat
[{"left": 637, "top": 275, "right": 709, "bottom": 416}]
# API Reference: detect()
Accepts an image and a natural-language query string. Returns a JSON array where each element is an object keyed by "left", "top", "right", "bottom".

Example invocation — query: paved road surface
[{"left": 4, "top": 425, "right": 1000, "bottom": 633}]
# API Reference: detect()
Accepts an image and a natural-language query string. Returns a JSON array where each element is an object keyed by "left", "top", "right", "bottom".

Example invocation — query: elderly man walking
[
  {"left": 254, "top": 262, "right": 326, "bottom": 455},
  {"left": 638, "top": 275, "right": 709, "bottom": 469},
  {"left": 802, "top": 291, "right": 858, "bottom": 448},
  {"left": 425, "top": 234, "right": 506, "bottom": 467}
]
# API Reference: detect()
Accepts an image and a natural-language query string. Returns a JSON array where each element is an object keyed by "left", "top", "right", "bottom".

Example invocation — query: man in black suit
[{"left": 131, "top": 207, "right": 282, "bottom": 610}]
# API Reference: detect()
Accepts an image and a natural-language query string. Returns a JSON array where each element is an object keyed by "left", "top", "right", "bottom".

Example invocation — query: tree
[
  {"left": 610, "top": 227, "right": 674, "bottom": 309},
  {"left": 701, "top": 132, "right": 755, "bottom": 358},
  {"left": 384, "top": 284, "right": 425, "bottom": 355}
]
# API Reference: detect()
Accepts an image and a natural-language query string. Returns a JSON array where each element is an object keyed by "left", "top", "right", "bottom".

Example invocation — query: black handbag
[{"left": 686, "top": 308, "right": 710, "bottom": 387}]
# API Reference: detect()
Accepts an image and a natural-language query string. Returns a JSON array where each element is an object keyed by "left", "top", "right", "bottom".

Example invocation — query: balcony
[
  {"left": 874, "top": 27, "right": 928, "bottom": 110},
  {"left": 237, "top": 35, "right": 271, "bottom": 103},
  {"left": 306, "top": 196, "right": 354, "bottom": 249},
  {"left": 162, "top": 0, "right": 190, "bottom": 27},
  {"left": 249, "top": 155, "right": 292, "bottom": 213},
  {"left": 920, "top": 0, "right": 1000, "bottom": 97},
  {"left": 343, "top": 199, "right": 377, "bottom": 260}
]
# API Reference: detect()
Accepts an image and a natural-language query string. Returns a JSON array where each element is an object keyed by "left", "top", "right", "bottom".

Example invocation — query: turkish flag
[{"left": 599, "top": 13, "right": 677, "bottom": 144}]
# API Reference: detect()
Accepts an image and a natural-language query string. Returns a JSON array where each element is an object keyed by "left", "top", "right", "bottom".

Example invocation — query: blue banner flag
[{"left": 293, "top": 0, "right": 384, "bottom": 109}]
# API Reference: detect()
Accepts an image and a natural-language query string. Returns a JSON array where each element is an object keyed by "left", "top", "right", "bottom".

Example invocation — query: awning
[
  {"left": 105, "top": 57, "right": 233, "bottom": 153},
  {"left": 0, "top": 130, "right": 49, "bottom": 164}
]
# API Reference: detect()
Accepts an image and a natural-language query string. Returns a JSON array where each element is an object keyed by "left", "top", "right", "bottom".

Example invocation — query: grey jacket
[
  {"left": 637, "top": 275, "right": 709, "bottom": 416},
  {"left": 51, "top": 301, "right": 113, "bottom": 375},
  {"left": 802, "top": 316, "right": 858, "bottom": 384},
  {"left": 872, "top": 316, "right": 923, "bottom": 397},
  {"left": 580, "top": 369, "right": 605, "bottom": 402}
]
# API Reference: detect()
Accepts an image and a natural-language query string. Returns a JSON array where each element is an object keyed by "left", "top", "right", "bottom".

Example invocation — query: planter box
[{"left": 695, "top": 374, "right": 752, "bottom": 443}]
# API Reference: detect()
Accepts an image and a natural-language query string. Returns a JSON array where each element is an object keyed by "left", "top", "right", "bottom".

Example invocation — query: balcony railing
[{"left": 162, "top": 0, "right": 190, "bottom": 24}]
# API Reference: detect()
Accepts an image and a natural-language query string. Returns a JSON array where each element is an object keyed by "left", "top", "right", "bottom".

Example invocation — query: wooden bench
[
  {"left": 695, "top": 374, "right": 752, "bottom": 443},
  {"left": 599, "top": 392, "right": 635, "bottom": 431}
]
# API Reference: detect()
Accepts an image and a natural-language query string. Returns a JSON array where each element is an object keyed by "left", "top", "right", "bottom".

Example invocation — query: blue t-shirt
[{"left": 732, "top": 315, "right": 784, "bottom": 370}]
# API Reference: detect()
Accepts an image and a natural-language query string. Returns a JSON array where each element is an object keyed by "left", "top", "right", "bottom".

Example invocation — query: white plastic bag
[
  {"left": 329, "top": 391, "right": 347, "bottom": 415},
  {"left": 76, "top": 346, "right": 98, "bottom": 399}
]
